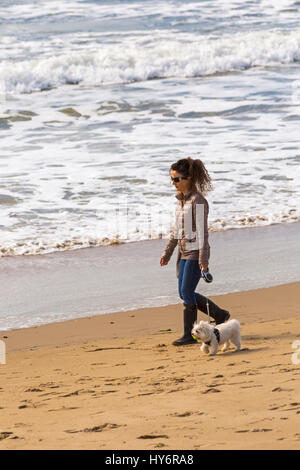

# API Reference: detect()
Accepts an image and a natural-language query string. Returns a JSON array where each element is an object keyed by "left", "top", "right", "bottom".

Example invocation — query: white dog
[{"left": 191, "top": 319, "right": 241, "bottom": 356}]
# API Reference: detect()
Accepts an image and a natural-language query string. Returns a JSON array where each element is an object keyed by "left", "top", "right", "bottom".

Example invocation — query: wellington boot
[
  {"left": 195, "top": 293, "right": 230, "bottom": 325},
  {"left": 172, "top": 303, "right": 198, "bottom": 346}
]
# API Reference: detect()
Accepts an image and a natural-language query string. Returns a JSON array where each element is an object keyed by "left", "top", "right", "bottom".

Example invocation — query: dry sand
[{"left": 0, "top": 282, "right": 299, "bottom": 450}]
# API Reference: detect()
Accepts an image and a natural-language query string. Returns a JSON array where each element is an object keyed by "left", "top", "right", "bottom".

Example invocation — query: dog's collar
[{"left": 205, "top": 328, "right": 220, "bottom": 346}]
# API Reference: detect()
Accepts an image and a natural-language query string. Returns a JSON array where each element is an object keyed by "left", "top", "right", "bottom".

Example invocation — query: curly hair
[{"left": 170, "top": 157, "right": 213, "bottom": 195}]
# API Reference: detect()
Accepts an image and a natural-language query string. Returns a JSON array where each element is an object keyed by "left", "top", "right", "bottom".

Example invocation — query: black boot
[
  {"left": 172, "top": 303, "right": 197, "bottom": 346},
  {"left": 195, "top": 293, "right": 230, "bottom": 325}
]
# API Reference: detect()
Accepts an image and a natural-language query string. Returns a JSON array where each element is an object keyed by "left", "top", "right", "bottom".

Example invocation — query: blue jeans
[{"left": 178, "top": 259, "right": 202, "bottom": 305}]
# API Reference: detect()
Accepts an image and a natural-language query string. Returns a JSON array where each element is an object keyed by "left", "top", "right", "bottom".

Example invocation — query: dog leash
[
  {"left": 206, "top": 299, "right": 210, "bottom": 324},
  {"left": 205, "top": 301, "right": 221, "bottom": 345}
]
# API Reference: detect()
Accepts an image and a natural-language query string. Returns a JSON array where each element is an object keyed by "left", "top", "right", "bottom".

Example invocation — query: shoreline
[
  {"left": 1, "top": 221, "right": 300, "bottom": 332},
  {"left": 1, "top": 218, "right": 300, "bottom": 259},
  {"left": 1, "top": 217, "right": 299, "bottom": 259},
  {"left": 2, "top": 281, "right": 299, "bottom": 353}
]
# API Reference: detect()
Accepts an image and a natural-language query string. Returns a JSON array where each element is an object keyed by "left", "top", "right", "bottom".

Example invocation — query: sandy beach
[
  {"left": 2, "top": 0, "right": 300, "bottom": 454},
  {"left": 0, "top": 281, "right": 299, "bottom": 450}
]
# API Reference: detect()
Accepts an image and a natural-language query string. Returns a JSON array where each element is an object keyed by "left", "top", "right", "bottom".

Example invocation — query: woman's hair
[{"left": 170, "top": 157, "right": 213, "bottom": 195}]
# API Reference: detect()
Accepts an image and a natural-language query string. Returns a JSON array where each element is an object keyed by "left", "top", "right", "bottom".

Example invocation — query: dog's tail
[{"left": 229, "top": 319, "right": 240, "bottom": 330}]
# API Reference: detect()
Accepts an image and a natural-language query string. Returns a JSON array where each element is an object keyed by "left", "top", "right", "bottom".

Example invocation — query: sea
[
  {"left": 0, "top": 0, "right": 300, "bottom": 258},
  {"left": 1, "top": 0, "right": 300, "bottom": 331}
]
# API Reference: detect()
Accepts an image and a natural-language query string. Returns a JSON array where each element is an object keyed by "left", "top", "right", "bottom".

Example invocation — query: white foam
[
  {"left": 1, "top": 30, "right": 300, "bottom": 94},
  {"left": 1, "top": 1, "right": 300, "bottom": 258}
]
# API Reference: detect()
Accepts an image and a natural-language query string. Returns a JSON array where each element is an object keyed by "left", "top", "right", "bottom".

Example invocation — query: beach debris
[{"left": 138, "top": 434, "right": 169, "bottom": 440}]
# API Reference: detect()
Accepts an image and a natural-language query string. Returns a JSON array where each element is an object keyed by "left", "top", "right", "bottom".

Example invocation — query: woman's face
[{"left": 170, "top": 170, "right": 191, "bottom": 193}]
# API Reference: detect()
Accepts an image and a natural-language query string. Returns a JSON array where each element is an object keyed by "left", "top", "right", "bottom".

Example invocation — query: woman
[{"left": 160, "top": 157, "right": 230, "bottom": 346}]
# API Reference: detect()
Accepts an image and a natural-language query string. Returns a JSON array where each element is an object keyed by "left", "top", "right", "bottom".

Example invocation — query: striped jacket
[{"left": 161, "top": 191, "right": 210, "bottom": 276}]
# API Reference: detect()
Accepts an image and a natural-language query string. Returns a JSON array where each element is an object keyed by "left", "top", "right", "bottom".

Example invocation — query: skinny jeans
[{"left": 178, "top": 258, "right": 203, "bottom": 306}]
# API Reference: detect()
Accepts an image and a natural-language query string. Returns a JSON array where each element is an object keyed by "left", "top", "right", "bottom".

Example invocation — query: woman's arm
[
  {"left": 160, "top": 202, "right": 181, "bottom": 265},
  {"left": 199, "top": 199, "right": 210, "bottom": 268},
  {"left": 193, "top": 195, "right": 210, "bottom": 269},
  {"left": 160, "top": 228, "right": 178, "bottom": 265}
]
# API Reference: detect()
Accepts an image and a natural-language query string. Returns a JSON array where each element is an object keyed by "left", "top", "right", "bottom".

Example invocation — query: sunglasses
[{"left": 170, "top": 176, "right": 187, "bottom": 183}]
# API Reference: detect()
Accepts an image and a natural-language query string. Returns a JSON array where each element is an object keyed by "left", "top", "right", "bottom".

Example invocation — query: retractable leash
[
  {"left": 206, "top": 299, "right": 211, "bottom": 324},
  {"left": 201, "top": 268, "right": 213, "bottom": 324},
  {"left": 201, "top": 269, "right": 213, "bottom": 284}
]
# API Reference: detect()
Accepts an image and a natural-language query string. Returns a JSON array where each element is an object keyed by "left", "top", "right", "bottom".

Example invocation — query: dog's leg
[
  {"left": 208, "top": 338, "right": 218, "bottom": 355},
  {"left": 200, "top": 343, "right": 209, "bottom": 354},
  {"left": 231, "top": 333, "right": 241, "bottom": 351},
  {"left": 221, "top": 340, "right": 230, "bottom": 352}
]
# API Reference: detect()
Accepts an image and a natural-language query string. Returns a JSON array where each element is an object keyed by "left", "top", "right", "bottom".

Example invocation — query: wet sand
[
  {"left": 1, "top": 221, "right": 300, "bottom": 331},
  {"left": 0, "top": 282, "right": 299, "bottom": 450}
]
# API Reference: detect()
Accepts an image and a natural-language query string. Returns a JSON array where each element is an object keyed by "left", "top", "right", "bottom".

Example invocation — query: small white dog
[{"left": 191, "top": 319, "right": 241, "bottom": 356}]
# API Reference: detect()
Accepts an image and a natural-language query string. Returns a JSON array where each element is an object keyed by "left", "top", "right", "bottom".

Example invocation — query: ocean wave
[
  {"left": 0, "top": 211, "right": 299, "bottom": 257},
  {"left": 1, "top": 30, "right": 300, "bottom": 94}
]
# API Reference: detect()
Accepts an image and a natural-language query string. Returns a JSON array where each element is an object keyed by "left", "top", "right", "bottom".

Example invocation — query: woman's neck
[{"left": 181, "top": 187, "right": 192, "bottom": 196}]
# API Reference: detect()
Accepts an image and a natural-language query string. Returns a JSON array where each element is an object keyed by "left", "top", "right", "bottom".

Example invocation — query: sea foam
[{"left": 1, "top": 30, "right": 300, "bottom": 94}]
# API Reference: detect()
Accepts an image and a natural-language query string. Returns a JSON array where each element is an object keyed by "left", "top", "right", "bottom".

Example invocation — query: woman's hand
[
  {"left": 200, "top": 264, "right": 208, "bottom": 271},
  {"left": 160, "top": 257, "right": 168, "bottom": 266}
]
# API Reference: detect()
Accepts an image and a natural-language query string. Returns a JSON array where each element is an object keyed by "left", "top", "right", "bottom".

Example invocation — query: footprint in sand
[
  {"left": 285, "top": 402, "right": 300, "bottom": 412},
  {"left": 39, "top": 382, "right": 59, "bottom": 388},
  {"left": 65, "top": 423, "right": 121, "bottom": 434},
  {"left": 18, "top": 399, "right": 41, "bottom": 409},
  {"left": 251, "top": 428, "right": 273, "bottom": 433},
  {"left": 170, "top": 411, "right": 193, "bottom": 417},
  {"left": 24, "top": 388, "right": 43, "bottom": 392},
  {"left": 138, "top": 434, "right": 169, "bottom": 440},
  {"left": 87, "top": 346, "right": 131, "bottom": 352},
  {"left": 60, "top": 390, "right": 81, "bottom": 398},
  {"left": 83, "top": 424, "right": 121, "bottom": 433},
  {"left": 48, "top": 406, "right": 80, "bottom": 412},
  {"left": 202, "top": 388, "right": 221, "bottom": 394},
  {"left": 0, "top": 432, "right": 13, "bottom": 441},
  {"left": 235, "top": 428, "right": 272, "bottom": 433},
  {"left": 272, "top": 387, "right": 293, "bottom": 392}
]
